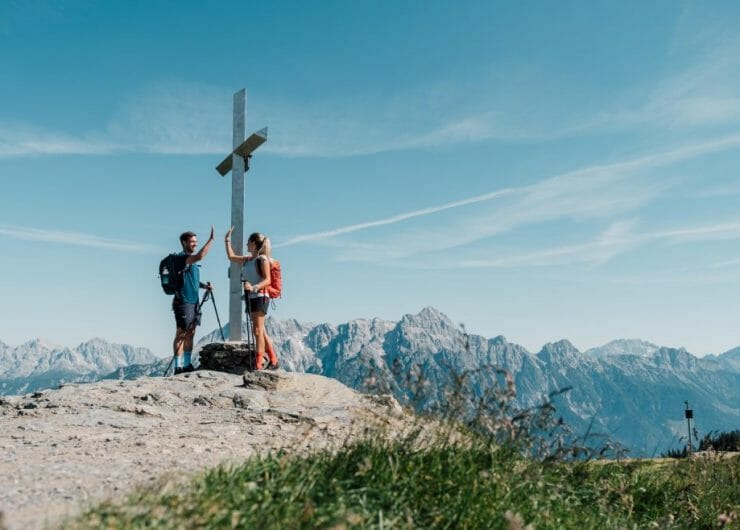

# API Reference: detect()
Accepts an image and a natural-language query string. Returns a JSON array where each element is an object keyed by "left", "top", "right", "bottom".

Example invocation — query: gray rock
[
  {"left": 0, "top": 370, "right": 406, "bottom": 530},
  {"left": 199, "top": 341, "right": 263, "bottom": 373}
]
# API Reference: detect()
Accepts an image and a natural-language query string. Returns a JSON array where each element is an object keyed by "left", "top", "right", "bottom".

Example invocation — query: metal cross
[{"left": 215, "top": 88, "right": 268, "bottom": 342}]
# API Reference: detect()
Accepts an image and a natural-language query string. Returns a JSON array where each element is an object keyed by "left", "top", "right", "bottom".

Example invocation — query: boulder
[{"left": 198, "top": 341, "right": 267, "bottom": 373}]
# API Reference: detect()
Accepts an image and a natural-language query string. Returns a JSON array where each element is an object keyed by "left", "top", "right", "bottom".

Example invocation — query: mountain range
[
  {"left": 2, "top": 307, "right": 738, "bottom": 455},
  {"left": 0, "top": 338, "right": 158, "bottom": 395}
]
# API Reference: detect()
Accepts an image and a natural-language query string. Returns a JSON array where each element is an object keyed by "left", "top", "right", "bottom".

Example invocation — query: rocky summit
[{"left": 0, "top": 370, "right": 405, "bottom": 530}]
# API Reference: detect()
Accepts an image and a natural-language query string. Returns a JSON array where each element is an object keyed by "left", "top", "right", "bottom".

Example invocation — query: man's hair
[{"left": 180, "top": 231, "right": 196, "bottom": 245}]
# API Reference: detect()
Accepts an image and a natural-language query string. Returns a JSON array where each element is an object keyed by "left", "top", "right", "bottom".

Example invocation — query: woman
[{"left": 224, "top": 227, "right": 279, "bottom": 370}]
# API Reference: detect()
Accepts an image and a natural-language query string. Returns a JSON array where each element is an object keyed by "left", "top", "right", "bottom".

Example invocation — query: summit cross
[{"left": 215, "top": 88, "right": 268, "bottom": 342}]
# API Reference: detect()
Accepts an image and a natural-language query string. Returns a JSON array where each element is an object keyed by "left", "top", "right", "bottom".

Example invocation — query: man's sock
[
  {"left": 175, "top": 355, "right": 183, "bottom": 368},
  {"left": 184, "top": 352, "right": 192, "bottom": 366}
]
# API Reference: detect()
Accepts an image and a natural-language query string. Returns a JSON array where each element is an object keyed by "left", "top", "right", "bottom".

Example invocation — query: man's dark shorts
[
  {"left": 246, "top": 296, "right": 269, "bottom": 315},
  {"left": 173, "top": 297, "right": 201, "bottom": 331}
]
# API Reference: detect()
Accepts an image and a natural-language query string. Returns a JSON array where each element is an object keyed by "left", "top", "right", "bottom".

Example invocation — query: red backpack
[
  {"left": 254, "top": 256, "right": 282, "bottom": 299},
  {"left": 265, "top": 259, "right": 282, "bottom": 299}
]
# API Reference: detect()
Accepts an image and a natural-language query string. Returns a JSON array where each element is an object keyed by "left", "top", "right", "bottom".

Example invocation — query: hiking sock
[
  {"left": 265, "top": 341, "right": 278, "bottom": 365},
  {"left": 184, "top": 352, "right": 192, "bottom": 367},
  {"left": 175, "top": 355, "right": 183, "bottom": 368},
  {"left": 255, "top": 352, "right": 265, "bottom": 370}
]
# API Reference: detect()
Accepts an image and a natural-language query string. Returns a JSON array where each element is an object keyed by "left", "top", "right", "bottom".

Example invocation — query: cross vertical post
[
  {"left": 229, "top": 89, "right": 246, "bottom": 341},
  {"left": 215, "top": 88, "right": 268, "bottom": 343}
]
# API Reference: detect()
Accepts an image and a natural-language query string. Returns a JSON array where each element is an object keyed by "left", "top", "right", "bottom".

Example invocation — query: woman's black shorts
[{"left": 247, "top": 296, "right": 269, "bottom": 315}]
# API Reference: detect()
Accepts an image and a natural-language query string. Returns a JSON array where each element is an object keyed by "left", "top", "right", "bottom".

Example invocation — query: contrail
[{"left": 275, "top": 188, "right": 519, "bottom": 247}]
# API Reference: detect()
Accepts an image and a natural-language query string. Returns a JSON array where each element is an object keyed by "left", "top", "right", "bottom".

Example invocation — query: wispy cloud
[
  {"left": 652, "top": 222, "right": 740, "bottom": 243},
  {"left": 712, "top": 257, "right": 740, "bottom": 269},
  {"left": 0, "top": 83, "right": 232, "bottom": 158},
  {"left": 0, "top": 122, "right": 120, "bottom": 157},
  {"left": 106, "top": 81, "right": 232, "bottom": 155},
  {"left": 693, "top": 181, "right": 740, "bottom": 198},
  {"left": 0, "top": 225, "right": 159, "bottom": 253},
  {"left": 279, "top": 133, "right": 740, "bottom": 261},
  {"left": 3, "top": 30, "right": 740, "bottom": 160},
  {"left": 0, "top": 84, "right": 509, "bottom": 159},
  {"left": 583, "top": 32, "right": 740, "bottom": 132},
  {"left": 408, "top": 219, "right": 740, "bottom": 270},
  {"left": 0, "top": 68, "right": 617, "bottom": 160},
  {"left": 402, "top": 221, "right": 641, "bottom": 269}
]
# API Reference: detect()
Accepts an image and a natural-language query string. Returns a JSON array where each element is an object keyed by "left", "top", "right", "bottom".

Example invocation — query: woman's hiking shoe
[
  {"left": 266, "top": 362, "right": 280, "bottom": 370},
  {"left": 174, "top": 367, "right": 184, "bottom": 375}
]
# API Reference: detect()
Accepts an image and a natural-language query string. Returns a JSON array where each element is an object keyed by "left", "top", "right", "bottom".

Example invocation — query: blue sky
[{"left": 2, "top": 1, "right": 740, "bottom": 357}]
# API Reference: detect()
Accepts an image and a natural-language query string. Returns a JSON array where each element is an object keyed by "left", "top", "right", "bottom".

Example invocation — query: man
[{"left": 172, "top": 227, "right": 214, "bottom": 374}]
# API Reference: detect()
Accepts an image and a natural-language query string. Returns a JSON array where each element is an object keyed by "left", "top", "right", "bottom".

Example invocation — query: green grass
[
  {"left": 65, "top": 438, "right": 739, "bottom": 529},
  {"left": 62, "top": 356, "right": 738, "bottom": 529}
]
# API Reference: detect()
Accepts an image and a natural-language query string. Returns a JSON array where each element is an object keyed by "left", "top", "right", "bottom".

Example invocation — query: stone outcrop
[
  {"left": 0, "top": 370, "right": 405, "bottom": 530},
  {"left": 198, "top": 341, "right": 261, "bottom": 373}
]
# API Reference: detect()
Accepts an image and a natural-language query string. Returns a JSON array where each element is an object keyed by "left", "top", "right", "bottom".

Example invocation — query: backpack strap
[{"left": 255, "top": 255, "right": 268, "bottom": 279}]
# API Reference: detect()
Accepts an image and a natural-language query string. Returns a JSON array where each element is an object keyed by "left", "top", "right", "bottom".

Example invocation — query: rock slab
[
  {"left": 0, "top": 370, "right": 403, "bottom": 530},
  {"left": 198, "top": 341, "right": 264, "bottom": 373}
]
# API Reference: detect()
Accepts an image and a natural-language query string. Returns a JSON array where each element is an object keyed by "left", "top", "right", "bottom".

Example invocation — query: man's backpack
[
  {"left": 159, "top": 253, "right": 187, "bottom": 295},
  {"left": 256, "top": 256, "right": 283, "bottom": 299}
]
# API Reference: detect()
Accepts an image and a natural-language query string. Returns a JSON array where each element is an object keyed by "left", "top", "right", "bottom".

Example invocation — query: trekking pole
[
  {"left": 248, "top": 309, "right": 255, "bottom": 348},
  {"left": 245, "top": 302, "right": 256, "bottom": 369},
  {"left": 163, "top": 355, "right": 175, "bottom": 377},
  {"left": 242, "top": 285, "right": 252, "bottom": 348},
  {"left": 198, "top": 289, "right": 210, "bottom": 311},
  {"left": 209, "top": 289, "right": 225, "bottom": 341},
  {"left": 244, "top": 295, "right": 252, "bottom": 346},
  {"left": 245, "top": 295, "right": 255, "bottom": 349}
]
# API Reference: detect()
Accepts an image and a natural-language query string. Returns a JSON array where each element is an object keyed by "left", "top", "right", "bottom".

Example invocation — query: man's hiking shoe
[
  {"left": 266, "top": 362, "right": 280, "bottom": 370},
  {"left": 183, "top": 364, "right": 195, "bottom": 373},
  {"left": 174, "top": 367, "right": 184, "bottom": 375}
]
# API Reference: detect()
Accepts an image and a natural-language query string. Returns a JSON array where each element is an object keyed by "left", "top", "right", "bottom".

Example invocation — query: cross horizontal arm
[{"left": 216, "top": 127, "right": 269, "bottom": 176}]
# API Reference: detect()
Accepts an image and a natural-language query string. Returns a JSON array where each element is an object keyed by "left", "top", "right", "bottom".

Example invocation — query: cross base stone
[{"left": 199, "top": 341, "right": 266, "bottom": 374}]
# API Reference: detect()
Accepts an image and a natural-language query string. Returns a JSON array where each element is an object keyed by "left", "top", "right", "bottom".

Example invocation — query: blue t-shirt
[{"left": 178, "top": 252, "right": 200, "bottom": 304}]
